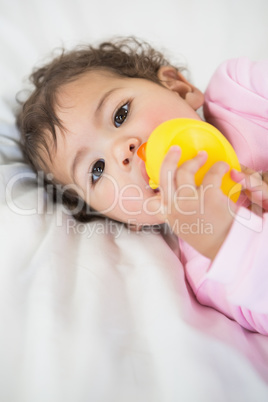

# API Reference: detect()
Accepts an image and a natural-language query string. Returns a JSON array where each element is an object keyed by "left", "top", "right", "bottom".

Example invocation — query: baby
[{"left": 17, "top": 37, "right": 268, "bottom": 334}]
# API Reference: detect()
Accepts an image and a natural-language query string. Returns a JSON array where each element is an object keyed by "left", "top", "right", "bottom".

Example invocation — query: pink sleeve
[
  {"left": 204, "top": 58, "right": 268, "bottom": 172},
  {"left": 182, "top": 208, "right": 268, "bottom": 335}
]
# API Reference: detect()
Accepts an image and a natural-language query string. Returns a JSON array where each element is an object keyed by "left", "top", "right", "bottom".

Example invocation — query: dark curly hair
[{"left": 16, "top": 37, "right": 184, "bottom": 222}]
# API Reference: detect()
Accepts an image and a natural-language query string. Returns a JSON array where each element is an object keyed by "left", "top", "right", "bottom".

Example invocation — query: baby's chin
[
  {"left": 104, "top": 187, "right": 163, "bottom": 227},
  {"left": 123, "top": 210, "right": 165, "bottom": 228}
]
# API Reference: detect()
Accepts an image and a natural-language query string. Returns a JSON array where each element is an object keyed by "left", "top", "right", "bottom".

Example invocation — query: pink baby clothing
[
  {"left": 204, "top": 57, "right": 268, "bottom": 172},
  {"left": 181, "top": 58, "right": 268, "bottom": 335}
]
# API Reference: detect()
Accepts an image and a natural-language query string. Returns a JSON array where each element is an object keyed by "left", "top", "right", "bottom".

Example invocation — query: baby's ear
[{"left": 157, "top": 66, "right": 204, "bottom": 110}]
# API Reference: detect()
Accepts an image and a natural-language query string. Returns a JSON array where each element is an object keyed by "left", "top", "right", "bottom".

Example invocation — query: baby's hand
[
  {"left": 150, "top": 147, "right": 237, "bottom": 260},
  {"left": 231, "top": 166, "right": 268, "bottom": 212}
]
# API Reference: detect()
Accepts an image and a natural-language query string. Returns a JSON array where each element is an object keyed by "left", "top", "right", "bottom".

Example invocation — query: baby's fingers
[
  {"left": 202, "top": 161, "right": 230, "bottom": 193},
  {"left": 231, "top": 167, "right": 263, "bottom": 190},
  {"left": 174, "top": 151, "right": 208, "bottom": 189},
  {"left": 231, "top": 167, "right": 268, "bottom": 210}
]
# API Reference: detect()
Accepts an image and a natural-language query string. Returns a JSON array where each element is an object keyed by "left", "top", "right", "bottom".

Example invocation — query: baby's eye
[
  {"left": 114, "top": 103, "right": 129, "bottom": 127},
  {"left": 91, "top": 159, "right": 105, "bottom": 184}
]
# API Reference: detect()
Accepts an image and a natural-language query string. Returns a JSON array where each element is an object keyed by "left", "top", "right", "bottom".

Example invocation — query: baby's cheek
[
  {"left": 116, "top": 184, "right": 144, "bottom": 216},
  {"left": 90, "top": 179, "right": 119, "bottom": 215},
  {"left": 85, "top": 178, "right": 142, "bottom": 215},
  {"left": 97, "top": 180, "right": 147, "bottom": 219},
  {"left": 140, "top": 109, "right": 181, "bottom": 138}
]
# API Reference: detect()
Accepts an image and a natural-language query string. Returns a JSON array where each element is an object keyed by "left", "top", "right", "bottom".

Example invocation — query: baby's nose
[{"left": 116, "top": 138, "right": 140, "bottom": 166}]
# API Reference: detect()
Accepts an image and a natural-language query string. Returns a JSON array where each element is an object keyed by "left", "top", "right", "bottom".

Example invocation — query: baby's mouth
[
  {"left": 139, "top": 161, "right": 160, "bottom": 193},
  {"left": 140, "top": 160, "right": 150, "bottom": 185}
]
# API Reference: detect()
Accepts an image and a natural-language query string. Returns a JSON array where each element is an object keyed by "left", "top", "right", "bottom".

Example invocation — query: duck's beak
[{"left": 137, "top": 142, "right": 147, "bottom": 162}]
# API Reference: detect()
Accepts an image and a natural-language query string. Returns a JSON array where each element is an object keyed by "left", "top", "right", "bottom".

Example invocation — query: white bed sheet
[{"left": 1, "top": 1, "right": 268, "bottom": 401}]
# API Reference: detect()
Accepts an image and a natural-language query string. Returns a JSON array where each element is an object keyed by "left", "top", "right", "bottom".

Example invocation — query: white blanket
[{"left": 1, "top": 1, "right": 268, "bottom": 401}]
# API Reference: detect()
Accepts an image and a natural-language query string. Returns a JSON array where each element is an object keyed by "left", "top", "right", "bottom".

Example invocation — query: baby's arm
[
  {"left": 156, "top": 151, "right": 268, "bottom": 335},
  {"left": 151, "top": 146, "right": 238, "bottom": 260},
  {"left": 185, "top": 208, "right": 268, "bottom": 335},
  {"left": 156, "top": 152, "right": 268, "bottom": 335}
]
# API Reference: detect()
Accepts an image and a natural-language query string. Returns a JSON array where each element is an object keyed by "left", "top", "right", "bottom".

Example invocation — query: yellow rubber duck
[{"left": 137, "top": 118, "right": 241, "bottom": 203}]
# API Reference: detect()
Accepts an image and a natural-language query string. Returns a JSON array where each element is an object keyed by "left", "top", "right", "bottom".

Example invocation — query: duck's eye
[
  {"left": 114, "top": 103, "right": 129, "bottom": 127},
  {"left": 91, "top": 159, "right": 105, "bottom": 184}
]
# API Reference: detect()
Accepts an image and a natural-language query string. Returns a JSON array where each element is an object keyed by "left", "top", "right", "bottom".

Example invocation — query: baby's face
[{"left": 48, "top": 70, "right": 202, "bottom": 226}]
